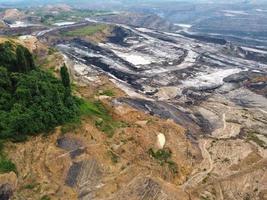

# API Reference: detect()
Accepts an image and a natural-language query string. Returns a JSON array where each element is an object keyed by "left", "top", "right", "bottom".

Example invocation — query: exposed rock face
[
  {"left": 18, "top": 35, "right": 39, "bottom": 52},
  {"left": 108, "top": 26, "right": 134, "bottom": 46},
  {"left": 223, "top": 71, "right": 250, "bottom": 83}
]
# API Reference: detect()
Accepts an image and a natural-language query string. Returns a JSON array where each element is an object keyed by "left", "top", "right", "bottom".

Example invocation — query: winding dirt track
[{"left": 182, "top": 140, "right": 213, "bottom": 191}]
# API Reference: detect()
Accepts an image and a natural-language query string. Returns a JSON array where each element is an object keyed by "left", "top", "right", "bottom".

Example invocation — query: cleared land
[{"left": 62, "top": 24, "right": 108, "bottom": 37}]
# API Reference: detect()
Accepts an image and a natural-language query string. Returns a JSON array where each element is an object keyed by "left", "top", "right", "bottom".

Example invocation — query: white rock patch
[
  {"left": 156, "top": 133, "right": 166, "bottom": 149},
  {"left": 114, "top": 52, "right": 153, "bottom": 66},
  {"left": 181, "top": 68, "right": 242, "bottom": 88},
  {"left": 53, "top": 22, "right": 76, "bottom": 26}
]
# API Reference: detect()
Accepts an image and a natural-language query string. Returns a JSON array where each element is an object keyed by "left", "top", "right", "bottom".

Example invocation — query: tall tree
[
  {"left": 23, "top": 47, "right": 35, "bottom": 71},
  {"left": 60, "top": 64, "right": 71, "bottom": 88},
  {"left": 0, "top": 67, "right": 11, "bottom": 89},
  {"left": 16, "top": 45, "right": 28, "bottom": 73}
]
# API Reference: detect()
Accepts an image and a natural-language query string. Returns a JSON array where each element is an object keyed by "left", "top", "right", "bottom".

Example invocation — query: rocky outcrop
[
  {"left": 224, "top": 71, "right": 267, "bottom": 96},
  {"left": 0, "top": 172, "right": 17, "bottom": 200},
  {"left": 156, "top": 133, "right": 166, "bottom": 149}
]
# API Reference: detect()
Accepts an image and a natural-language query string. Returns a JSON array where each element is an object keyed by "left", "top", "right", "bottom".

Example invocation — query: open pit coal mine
[{"left": 35, "top": 22, "right": 266, "bottom": 140}]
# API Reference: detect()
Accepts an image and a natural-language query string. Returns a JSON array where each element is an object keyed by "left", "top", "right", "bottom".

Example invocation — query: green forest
[{"left": 0, "top": 41, "right": 80, "bottom": 141}]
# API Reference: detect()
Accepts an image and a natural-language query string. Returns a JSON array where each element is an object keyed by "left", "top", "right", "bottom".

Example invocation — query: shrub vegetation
[
  {"left": 0, "top": 40, "right": 124, "bottom": 175},
  {"left": 0, "top": 41, "right": 80, "bottom": 141},
  {"left": 148, "top": 148, "right": 178, "bottom": 174}
]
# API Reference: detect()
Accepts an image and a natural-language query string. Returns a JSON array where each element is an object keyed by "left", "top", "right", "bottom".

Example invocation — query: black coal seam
[
  {"left": 180, "top": 32, "right": 227, "bottom": 45},
  {"left": 200, "top": 54, "right": 239, "bottom": 67},
  {"left": 117, "top": 98, "right": 213, "bottom": 136},
  {"left": 62, "top": 48, "right": 143, "bottom": 90},
  {"left": 82, "top": 56, "right": 143, "bottom": 90},
  {"left": 71, "top": 39, "right": 144, "bottom": 72},
  {"left": 145, "top": 32, "right": 178, "bottom": 43}
]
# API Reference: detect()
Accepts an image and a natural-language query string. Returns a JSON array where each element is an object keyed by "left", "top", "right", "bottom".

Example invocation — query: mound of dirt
[
  {"left": 43, "top": 4, "right": 72, "bottom": 13},
  {"left": 1, "top": 9, "right": 24, "bottom": 21}
]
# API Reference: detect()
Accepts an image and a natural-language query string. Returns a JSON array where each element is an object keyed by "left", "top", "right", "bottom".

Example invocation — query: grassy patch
[
  {"left": 61, "top": 100, "right": 106, "bottom": 133},
  {"left": 148, "top": 148, "right": 178, "bottom": 174},
  {"left": 148, "top": 148, "right": 171, "bottom": 164},
  {"left": 222, "top": 158, "right": 230, "bottom": 163},
  {"left": 200, "top": 196, "right": 211, "bottom": 200},
  {"left": 80, "top": 100, "right": 128, "bottom": 137},
  {"left": 108, "top": 150, "right": 119, "bottom": 163},
  {"left": 98, "top": 89, "right": 115, "bottom": 97},
  {"left": 23, "top": 183, "right": 38, "bottom": 190},
  {"left": 0, "top": 141, "right": 17, "bottom": 174},
  {"left": 247, "top": 132, "right": 266, "bottom": 148},
  {"left": 79, "top": 100, "right": 109, "bottom": 117},
  {"left": 0, "top": 156, "right": 17, "bottom": 174},
  {"left": 202, "top": 174, "right": 210, "bottom": 184},
  {"left": 95, "top": 118, "right": 128, "bottom": 138},
  {"left": 166, "top": 160, "right": 178, "bottom": 174},
  {"left": 40, "top": 195, "right": 50, "bottom": 200},
  {"left": 61, "top": 99, "right": 127, "bottom": 137},
  {"left": 62, "top": 24, "right": 108, "bottom": 37},
  {"left": 48, "top": 47, "right": 58, "bottom": 55}
]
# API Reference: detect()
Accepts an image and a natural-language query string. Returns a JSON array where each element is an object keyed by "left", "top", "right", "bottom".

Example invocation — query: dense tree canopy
[
  {"left": 0, "top": 41, "right": 35, "bottom": 73},
  {"left": 0, "top": 41, "right": 80, "bottom": 141}
]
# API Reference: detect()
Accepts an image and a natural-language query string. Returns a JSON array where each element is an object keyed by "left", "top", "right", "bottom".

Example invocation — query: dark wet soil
[
  {"left": 65, "top": 162, "right": 82, "bottom": 187},
  {"left": 57, "top": 136, "right": 85, "bottom": 159},
  {"left": 181, "top": 32, "right": 227, "bottom": 45},
  {"left": 117, "top": 98, "right": 213, "bottom": 138}
]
